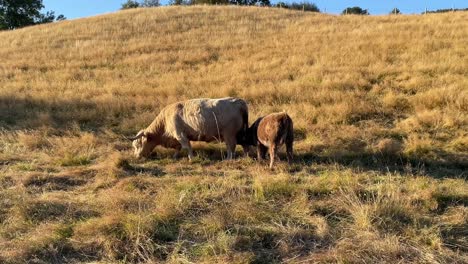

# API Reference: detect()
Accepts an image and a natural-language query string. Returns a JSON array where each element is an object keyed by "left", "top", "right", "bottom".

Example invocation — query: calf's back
[{"left": 256, "top": 112, "right": 293, "bottom": 147}]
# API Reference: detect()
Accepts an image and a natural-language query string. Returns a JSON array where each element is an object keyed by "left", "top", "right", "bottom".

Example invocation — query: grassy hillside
[{"left": 0, "top": 6, "right": 467, "bottom": 263}]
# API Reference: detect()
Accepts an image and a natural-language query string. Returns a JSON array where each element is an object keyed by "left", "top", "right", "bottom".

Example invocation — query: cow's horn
[{"left": 126, "top": 130, "right": 145, "bottom": 141}]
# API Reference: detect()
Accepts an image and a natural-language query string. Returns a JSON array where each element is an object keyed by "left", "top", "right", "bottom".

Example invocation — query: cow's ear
[{"left": 127, "top": 130, "right": 145, "bottom": 141}]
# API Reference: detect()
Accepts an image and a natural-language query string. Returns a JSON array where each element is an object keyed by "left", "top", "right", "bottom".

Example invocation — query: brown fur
[
  {"left": 246, "top": 112, "right": 294, "bottom": 168},
  {"left": 131, "top": 97, "right": 249, "bottom": 160}
]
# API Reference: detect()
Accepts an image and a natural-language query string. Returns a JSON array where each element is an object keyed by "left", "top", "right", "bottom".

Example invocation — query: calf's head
[
  {"left": 236, "top": 126, "right": 256, "bottom": 146},
  {"left": 240, "top": 117, "right": 263, "bottom": 146}
]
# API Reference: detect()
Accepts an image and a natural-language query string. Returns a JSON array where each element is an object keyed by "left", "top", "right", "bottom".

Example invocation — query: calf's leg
[
  {"left": 242, "top": 145, "right": 250, "bottom": 157},
  {"left": 286, "top": 120, "right": 294, "bottom": 165},
  {"left": 286, "top": 141, "right": 293, "bottom": 164},
  {"left": 269, "top": 144, "right": 277, "bottom": 169}
]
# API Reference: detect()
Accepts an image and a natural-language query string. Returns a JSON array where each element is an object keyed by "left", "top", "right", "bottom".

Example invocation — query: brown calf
[{"left": 246, "top": 112, "right": 294, "bottom": 168}]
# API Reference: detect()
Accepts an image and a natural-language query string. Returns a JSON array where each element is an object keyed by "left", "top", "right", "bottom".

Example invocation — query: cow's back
[{"left": 163, "top": 98, "right": 247, "bottom": 141}]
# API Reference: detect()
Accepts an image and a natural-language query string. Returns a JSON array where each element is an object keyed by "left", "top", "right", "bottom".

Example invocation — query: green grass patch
[{"left": 57, "top": 154, "right": 92, "bottom": 166}]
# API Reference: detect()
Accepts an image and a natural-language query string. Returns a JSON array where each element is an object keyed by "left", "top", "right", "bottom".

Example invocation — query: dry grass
[{"left": 0, "top": 6, "right": 467, "bottom": 263}]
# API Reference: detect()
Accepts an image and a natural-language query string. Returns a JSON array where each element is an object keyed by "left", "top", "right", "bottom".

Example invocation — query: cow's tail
[
  {"left": 237, "top": 100, "right": 249, "bottom": 145},
  {"left": 242, "top": 105, "right": 249, "bottom": 135}
]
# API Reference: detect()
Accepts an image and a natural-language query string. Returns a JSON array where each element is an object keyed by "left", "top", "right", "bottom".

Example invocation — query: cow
[
  {"left": 241, "top": 112, "right": 294, "bottom": 169},
  {"left": 127, "top": 97, "right": 249, "bottom": 160}
]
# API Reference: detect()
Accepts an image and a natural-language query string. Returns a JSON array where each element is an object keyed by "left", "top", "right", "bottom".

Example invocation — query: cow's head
[{"left": 127, "top": 130, "right": 158, "bottom": 158}]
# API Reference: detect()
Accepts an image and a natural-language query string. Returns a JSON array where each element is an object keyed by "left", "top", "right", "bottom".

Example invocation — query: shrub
[
  {"left": 275, "top": 1, "right": 288, "bottom": 8},
  {"left": 121, "top": 0, "right": 140, "bottom": 9},
  {"left": 342, "top": 6, "right": 369, "bottom": 15},
  {"left": 389, "top": 8, "right": 401, "bottom": 15},
  {"left": 141, "top": 0, "right": 160, "bottom": 7},
  {"left": 289, "top": 2, "right": 320, "bottom": 12},
  {"left": 275, "top": 1, "right": 320, "bottom": 12},
  {"left": 192, "top": 0, "right": 229, "bottom": 4},
  {"left": 424, "top": 8, "right": 468, "bottom": 14},
  {"left": 229, "top": 0, "right": 270, "bottom": 6}
]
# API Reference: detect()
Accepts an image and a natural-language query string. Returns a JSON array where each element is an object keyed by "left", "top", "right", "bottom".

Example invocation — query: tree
[
  {"left": 37, "top": 10, "right": 66, "bottom": 24},
  {"left": 0, "top": 0, "right": 65, "bottom": 30},
  {"left": 141, "top": 0, "right": 160, "bottom": 7},
  {"left": 275, "top": 1, "right": 320, "bottom": 12},
  {"left": 289, "top": 2, "right": 319, "bottom": 12},
  {"left": 342, "top": 6, "right": 369, "bottom": 15},
  {"left": 121, "top": 0, "right": 140, "bottom": 9},
  {"left": 56, "top": 14, "right": 66, "bottom": 21},
  {"left": 121, "top": 0, "right": 161, "bottom": 8},
  {"left": 275, "top": 2, "right": 288, "bottom": 8},
  {"left": 190, "top": 0, "right": 229, "bottom": 4},
  {"left": 423, "top": 8, "right": 468, "bottom": 14},
  {"left": 390, "top": 8, "right": 401, "bottom": 15},
  {"left": 170, "top": 0, "right": 191, "bottom": 5},
  {"left": 229, "top": 0, "right": 270, "bottom": 6}
]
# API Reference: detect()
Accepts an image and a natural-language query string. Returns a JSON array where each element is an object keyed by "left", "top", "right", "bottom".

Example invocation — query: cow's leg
[
  {"left": 225, "top": 138, "right": 236, "bottom": 160},
  {"left": 178, "top": 136, "right": 194, "bottom": 161},
  {"left": 185, "top": 142, "right": 194, "bottom": 161},
  {"left": 173, "top": 145, "right": 182, "bottom": 159},
  {"left": 222, "top": 132, "right": 238, "bottom": 160},
  {"left": 227, "top": 149, "right": 233, "bottom": 160},
  {"left": 257, "top": 144, "right": 267, "bottom": 161},
  {"left": 269, "top": 144, "right": 277, "bottom": 169}
]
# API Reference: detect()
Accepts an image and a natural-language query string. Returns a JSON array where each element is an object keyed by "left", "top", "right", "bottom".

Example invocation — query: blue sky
[{"left": 43, "top": 0, "right": 467, "bottom": 19}]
